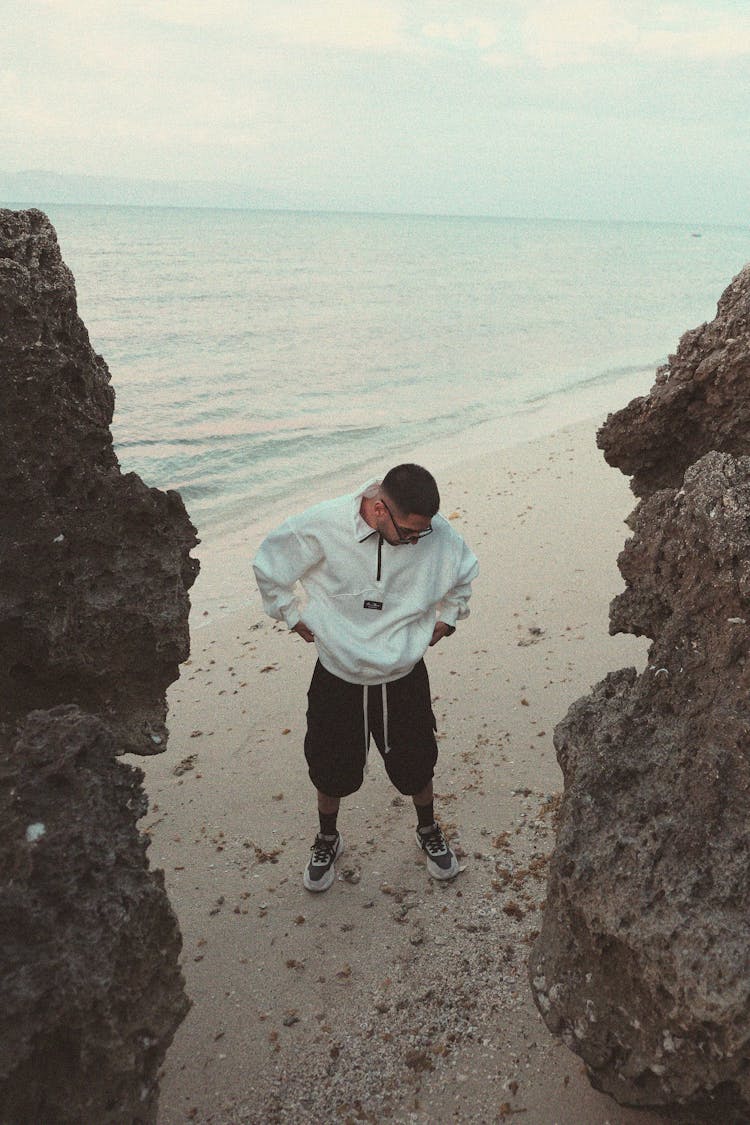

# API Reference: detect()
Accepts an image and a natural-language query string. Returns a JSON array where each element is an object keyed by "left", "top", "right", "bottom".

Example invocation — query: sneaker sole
[
  {"left": 303, "top": 834, "right": 344, "bottom": 893},
  {"left": 415, "top": 830, "right": 461, "bottom": 880}
]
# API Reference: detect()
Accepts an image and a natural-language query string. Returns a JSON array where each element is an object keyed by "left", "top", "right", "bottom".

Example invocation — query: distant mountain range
[{"left": 0, "top": 170, "right": 294, "bottom": 211}]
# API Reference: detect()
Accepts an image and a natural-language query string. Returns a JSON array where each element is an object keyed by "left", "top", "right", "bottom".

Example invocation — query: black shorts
[{"left": 304, "top": 659, "right": 438, "bottom": 798}]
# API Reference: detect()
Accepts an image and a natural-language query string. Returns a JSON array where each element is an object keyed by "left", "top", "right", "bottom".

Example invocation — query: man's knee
[
  {"left": 384, "top": 755, "right": 436, "bottom": 797},
  {"left": 307, "top": 763, "right": 364, "bottom": 799}
]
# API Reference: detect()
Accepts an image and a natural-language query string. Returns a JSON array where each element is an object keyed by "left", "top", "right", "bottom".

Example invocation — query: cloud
[
  {"left": 417, "top": 1, "right": 750, "bottom": 69},
  {"left": 255, "top": 1, "right": 407, "bottom": 52},
  {"left": 422, "top": 17, "right": 500, "bottom": 51},
  {"left": 4, "top": 0, "right": 750, "bottom": 224},
  {"left": 522, "top": 1, "right": 637, "bottom": 66},
  {"left": 134, "top": 0, "right": 247, "bottom": 27},
  {"left": 520, "top": 1, "right": 750, "bottom": 65},
  {"left": 638, "top": 12, "right": 750, "bottom": 60}
]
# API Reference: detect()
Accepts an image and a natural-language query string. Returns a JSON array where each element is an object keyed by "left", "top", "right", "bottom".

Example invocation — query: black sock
[
  {"left": 415, "top": 800, "right": 435, "bottom": 831},
  {"left": 319, "top": 810, "right": 338, "bottom": 837}
]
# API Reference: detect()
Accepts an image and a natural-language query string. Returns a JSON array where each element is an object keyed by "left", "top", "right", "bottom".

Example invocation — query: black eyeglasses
[{"left": 381, "top": 500, "right": 433, "bottom": 544}]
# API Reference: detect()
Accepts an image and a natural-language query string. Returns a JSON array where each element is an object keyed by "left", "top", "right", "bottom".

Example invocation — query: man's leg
[
  {"left": 304, "top": 789, "right": 344, "bottom": 893},
  {"left": 409, "top": 777, "right": 459, "bottom": 878},
  {"left": 317, "top": 789, "right": 340, "bottom": 837},
  {"left": 303, "top": 662, "right": 365, "bottom": 892},
  {"left": 375, "top": 663, "right": 460, "bottom": 881},
  {"left": 412, "top": 779, "right": 434, "bottom": 830}
]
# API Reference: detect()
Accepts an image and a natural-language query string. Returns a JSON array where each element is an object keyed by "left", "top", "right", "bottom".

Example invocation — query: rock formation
[
  {"left": 598, "top": 264, "right": 750, "bottom": 502},
  {"left": 0, "top": 209, "right": 198, "bottom": 1122},
  {"left": 530, "top": 264, "right": 750, "bottom": 1123}
]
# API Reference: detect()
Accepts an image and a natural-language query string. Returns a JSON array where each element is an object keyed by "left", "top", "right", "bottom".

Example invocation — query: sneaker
[
  {"left": 303, "top": 832, "right": 344, "bottom": 892},
  {"left": 415, "top": 822, "right": 460, "bottom": 880}
]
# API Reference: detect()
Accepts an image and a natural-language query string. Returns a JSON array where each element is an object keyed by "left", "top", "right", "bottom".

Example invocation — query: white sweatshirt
[{"left": 252, "top": 479, "right": 479, "bottom": 685}]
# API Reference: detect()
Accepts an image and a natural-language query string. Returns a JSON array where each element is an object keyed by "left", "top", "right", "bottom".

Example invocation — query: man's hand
[
  {"left": 429, "top": 621, "right": 455, "bottom": 647},
  {"left": 292, "top": 621, "right": 315, "bottom": 643}
]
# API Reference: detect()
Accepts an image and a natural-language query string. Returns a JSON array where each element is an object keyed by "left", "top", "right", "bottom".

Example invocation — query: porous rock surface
[
  {"left": 598, "top": 263, "right": 750, "bottom": 502},
  {"left": 0, "top": 207, "right": 199, "bottom": 755},
  {"left": 0, "top": 209, "right": 198, "bottom": 1122},
  {"left": 1, "top": 707, "right": 190, "bottom": 1124},
  {"left": 531, "top": 265, "right": 750, "bottom": 1123}
]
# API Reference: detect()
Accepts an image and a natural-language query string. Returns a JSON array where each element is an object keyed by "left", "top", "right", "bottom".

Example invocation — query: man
[{"left": 253, "top": 463, "right": 479, "bottom": 892}]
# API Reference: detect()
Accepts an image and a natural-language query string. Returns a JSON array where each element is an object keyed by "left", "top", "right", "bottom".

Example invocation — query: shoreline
[
  {"left": 135, "top": 411, "right": 665, "bottom": 1123},
  {"left": 188, "top": 366, "right": 657, "bottom": 623}
]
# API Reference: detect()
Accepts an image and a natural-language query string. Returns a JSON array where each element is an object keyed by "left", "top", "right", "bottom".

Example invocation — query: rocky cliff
[
  {"left": 598, "top": 264, "right": 750, "bottom": 502},
  {"left": 530, "top": 264, "right": 750, "bottom": 1123},
  {"left": 0, "top": 209, "right": 198, "bottom": 1123}
]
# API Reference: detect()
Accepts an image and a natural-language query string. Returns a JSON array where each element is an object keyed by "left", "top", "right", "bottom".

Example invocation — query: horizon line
[{"left": 0, "top": 196, "right": 738, "bottom": 231}]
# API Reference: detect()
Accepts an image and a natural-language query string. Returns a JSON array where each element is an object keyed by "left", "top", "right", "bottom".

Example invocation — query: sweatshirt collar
[{"left": 354, "top": 477, "right": 381, "bottom": 542}]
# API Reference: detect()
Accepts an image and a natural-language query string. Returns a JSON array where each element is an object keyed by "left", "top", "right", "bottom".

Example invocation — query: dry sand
[{"left": 132, "top": 416, "right": 667, "bottom": 1124}]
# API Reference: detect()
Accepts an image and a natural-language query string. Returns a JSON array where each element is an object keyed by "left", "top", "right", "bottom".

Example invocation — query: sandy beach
[{"left": 131, "top": 414, "right": 666, "bottom": 1124}]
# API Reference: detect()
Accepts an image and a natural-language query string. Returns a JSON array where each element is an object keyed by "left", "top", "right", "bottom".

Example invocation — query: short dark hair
[{"left": 381, "top": 464, "right": 440, "bottom": 518}]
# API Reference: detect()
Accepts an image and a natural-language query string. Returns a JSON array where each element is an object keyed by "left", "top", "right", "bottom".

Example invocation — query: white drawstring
[
  {"left": 362, "top": 683, "right": 390, "bottom": 765},
  {"left": 381, "top": 683, "right": 391, "bottom": 753}
]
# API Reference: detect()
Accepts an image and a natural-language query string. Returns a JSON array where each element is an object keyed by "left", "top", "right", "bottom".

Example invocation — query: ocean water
[{"left": 21, "top": 203, "right": 750, "bottom": 605}]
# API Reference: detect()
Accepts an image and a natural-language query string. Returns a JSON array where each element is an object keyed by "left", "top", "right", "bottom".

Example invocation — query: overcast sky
[{"left": 3, "top": 1, "right": 750, "bottom": 222}]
